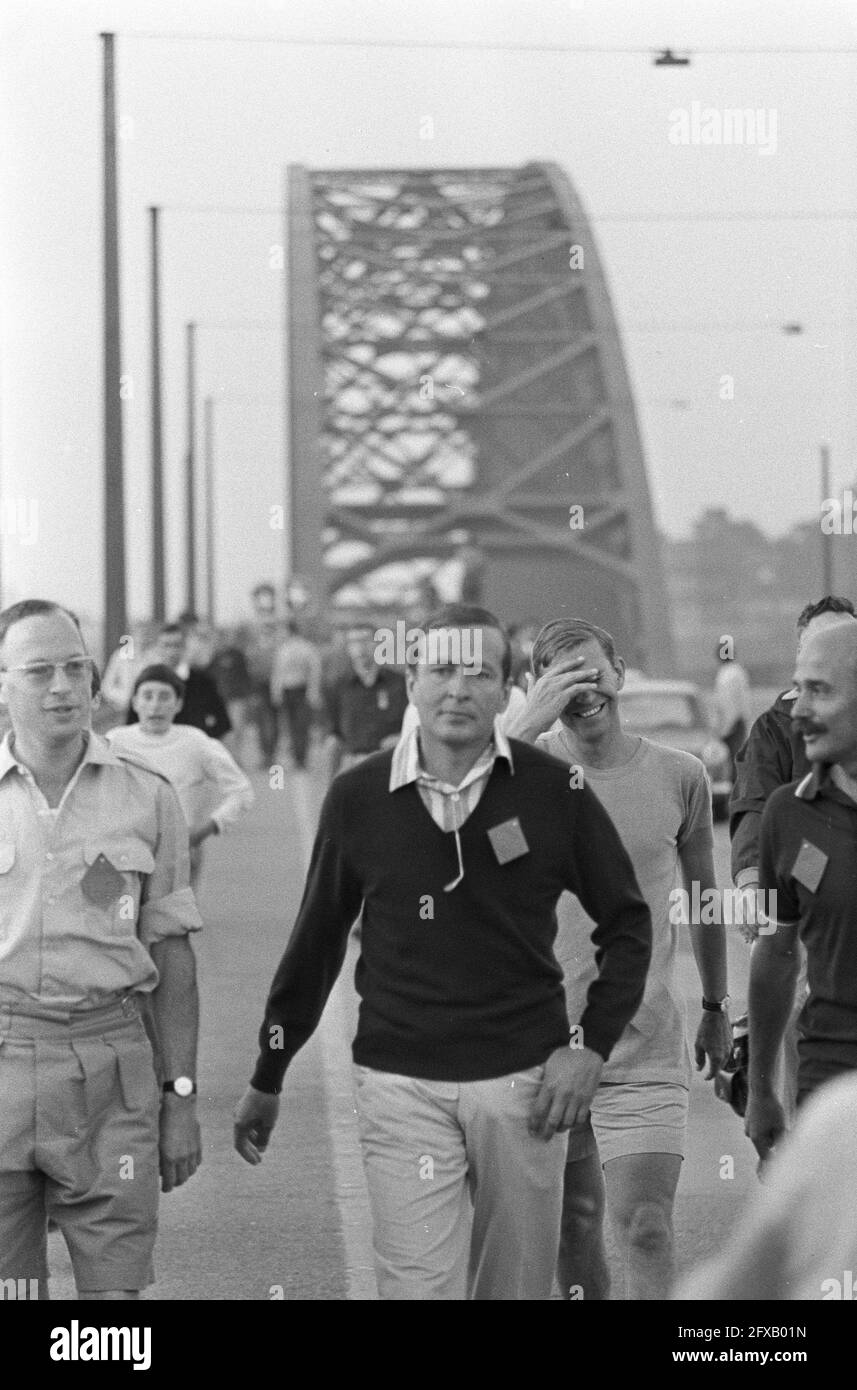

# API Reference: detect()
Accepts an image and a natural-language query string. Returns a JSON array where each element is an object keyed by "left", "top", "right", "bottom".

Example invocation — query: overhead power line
[{"left": 120, "top": 34, "right": 857, "bottom": 56}]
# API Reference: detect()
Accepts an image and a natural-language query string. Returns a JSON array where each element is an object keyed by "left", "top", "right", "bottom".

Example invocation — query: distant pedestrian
[
  {"left": 125, "top": 622, "right": 230, "bottom": 741},
  {"left": 206, "top": 635, "right": 256, "bottom": 770},
  {"left": 108, "top": 664, "right": 254, "bottom": 890},
  {"left": 236, "top": 584, "right": 282, "bottom": 767},
  {"left": 320, "top": 623, "right": 408, "bottom": 783},
  {"left": 270, "top": 621, "right": 322, "bottom": 771},
  {"left": 713, "top": 641, "right": 751, "bottom": 775}
]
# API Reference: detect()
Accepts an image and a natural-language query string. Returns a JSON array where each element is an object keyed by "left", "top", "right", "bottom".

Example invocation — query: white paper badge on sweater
[{"left": 487, "top": 818, "right": 529, "bottom": 865}]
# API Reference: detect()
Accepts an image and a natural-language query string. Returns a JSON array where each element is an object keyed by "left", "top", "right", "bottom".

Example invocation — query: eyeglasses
[{"left": 2, "top": 657, "right": 95, "bottom": 686}]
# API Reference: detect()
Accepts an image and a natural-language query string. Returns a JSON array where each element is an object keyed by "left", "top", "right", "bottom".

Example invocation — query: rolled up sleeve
[{"left": 138, "top": 780, "right": 203, "bottom": 947}]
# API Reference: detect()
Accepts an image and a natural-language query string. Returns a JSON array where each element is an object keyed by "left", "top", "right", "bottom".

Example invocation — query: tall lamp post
[
  {"left": 185, "top": 321, "right": 197, "bottom": 615},
  {"left": 203, "top": 395, "right": 216, "bottom": 625},
  {"left": 100, "top": 32, "right": 127, "bottom": 658},
  {"left": 149, "top": 205, "right": 166, "bottom": 621}
]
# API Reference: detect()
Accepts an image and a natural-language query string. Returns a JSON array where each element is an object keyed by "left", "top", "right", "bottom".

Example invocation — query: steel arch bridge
[{"left": 286, "top": 161, "right": 673, "bottom": 669}]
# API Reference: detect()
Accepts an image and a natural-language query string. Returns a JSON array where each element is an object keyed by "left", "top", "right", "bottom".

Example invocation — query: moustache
[{"left": 794, "top": 721, "right": 825, "bottom": 738}]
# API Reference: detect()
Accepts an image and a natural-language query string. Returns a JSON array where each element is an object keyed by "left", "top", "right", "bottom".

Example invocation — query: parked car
[{"left": 619, "top": 677, "right": 732, "bottom": 821}]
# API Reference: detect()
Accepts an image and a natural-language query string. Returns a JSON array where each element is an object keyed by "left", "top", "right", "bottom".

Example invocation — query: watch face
[{"left": 173, "top": 1076, "right": 194, "bottom": 1098}]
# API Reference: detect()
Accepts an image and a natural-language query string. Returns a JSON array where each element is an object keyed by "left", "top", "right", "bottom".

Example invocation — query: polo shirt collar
[
  {"left": 389, "top": 716, "right": 514, "bottom": 792},
  {"left": 0, "top": 729, "right": 120, "bottom": 783},
  {"left": 795, "top": 761, "right": 856, "bottom": 803}
]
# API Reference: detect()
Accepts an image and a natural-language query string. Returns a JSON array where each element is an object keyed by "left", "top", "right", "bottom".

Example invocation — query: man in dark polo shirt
[
  {"left": 234, "top": 604, "right": 652, "bottom": 1300},
  {"left": 747, "top": 618, "right": 857, "bottom": 1162},
  {"left": 729, "top": 596, "right": 856, "bottom": 1116},
  {"left": 320, "top": 623, "right": 408, "bottom": 783}
]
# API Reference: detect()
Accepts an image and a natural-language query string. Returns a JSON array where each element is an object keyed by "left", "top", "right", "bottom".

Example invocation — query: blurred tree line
[{"left": 663, "top": 503, "right": 857, "bottom": 684}]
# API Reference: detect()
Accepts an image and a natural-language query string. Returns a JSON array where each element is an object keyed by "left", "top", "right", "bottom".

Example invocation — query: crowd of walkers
[{"left": 1, "top": 581, "right": 856, "bottom": 1301}]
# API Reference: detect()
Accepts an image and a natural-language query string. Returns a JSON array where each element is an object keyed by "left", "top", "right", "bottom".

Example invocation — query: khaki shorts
[
  {"left": 565, "top": 1080, "right": 689, "bottom": 1167},
  {"left": 0, "top": 995, "right": 160, "bottom": 1295}
]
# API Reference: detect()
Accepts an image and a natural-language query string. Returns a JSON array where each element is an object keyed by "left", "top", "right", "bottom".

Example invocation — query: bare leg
[
  {"left": 603, "top": 1152, "right": 682, "bottom": 1300},
  {"left": 557, "top": 1151, "right": 609, "bottom": 1300}
]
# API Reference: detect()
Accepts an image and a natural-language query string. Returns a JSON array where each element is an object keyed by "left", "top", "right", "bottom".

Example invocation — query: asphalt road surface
[{"left": 47, "top": 758, "right": 761, "bottom": 1300}]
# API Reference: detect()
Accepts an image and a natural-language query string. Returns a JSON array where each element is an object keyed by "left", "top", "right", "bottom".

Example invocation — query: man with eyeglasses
[
  {"left": 234, "top": 603, "right": 651, "bottom": 1300},
  {"left": 0, "top": 600, "right": 202, "bottom": 1300}
]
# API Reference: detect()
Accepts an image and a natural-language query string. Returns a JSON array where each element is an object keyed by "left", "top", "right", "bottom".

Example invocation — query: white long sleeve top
[{"left": 106, "top": 723, "right": 254, "bottom": 834}]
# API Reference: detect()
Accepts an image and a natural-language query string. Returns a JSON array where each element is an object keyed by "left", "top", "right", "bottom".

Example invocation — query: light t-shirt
[{"left": 537, "top": 730, "right": 713, "bottom": 1086}]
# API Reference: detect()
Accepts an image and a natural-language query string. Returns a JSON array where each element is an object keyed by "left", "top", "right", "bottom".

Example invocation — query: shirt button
[
  {"left": 46, "top": 852, "right": 55, "bottom": 860},
  {"left": 451, "top": 793, "right": 460, "bottom": 802}
]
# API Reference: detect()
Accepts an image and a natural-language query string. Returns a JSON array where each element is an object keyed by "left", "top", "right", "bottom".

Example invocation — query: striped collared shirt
[{"left": 389, "top": 716, "right": 514, "bottom": 832}]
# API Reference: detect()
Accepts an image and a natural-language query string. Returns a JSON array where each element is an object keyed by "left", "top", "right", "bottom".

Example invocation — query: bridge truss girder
[{"left": 286, "top": 162, "right": 673, "bottom": 669}]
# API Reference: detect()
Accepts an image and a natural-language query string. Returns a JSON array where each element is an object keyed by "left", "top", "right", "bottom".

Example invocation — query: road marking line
[{"left": 291, "top": 772, "right": 377, "bottom": 1300}]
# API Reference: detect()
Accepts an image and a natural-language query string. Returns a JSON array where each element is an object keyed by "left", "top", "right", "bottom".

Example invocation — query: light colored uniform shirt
[
  {"left": 106, "top": 723, "right": 254, "bottom": 835},
  {"left": 537, "top": 731, "right": 713, "bottom": 1086},
  {"left": 0, "top": 731, "right": 202, "bottom": 1012}
]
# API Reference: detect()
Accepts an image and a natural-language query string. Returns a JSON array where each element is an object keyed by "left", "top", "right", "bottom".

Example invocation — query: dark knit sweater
[{"left": 251, "top": 740, "right": 651, "bottom": 1092}]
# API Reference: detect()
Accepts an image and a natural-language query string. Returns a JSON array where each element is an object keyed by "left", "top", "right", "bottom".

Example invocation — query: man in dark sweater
[{"left": 234, "top": 605, "right": 651, "bottom": 1300}]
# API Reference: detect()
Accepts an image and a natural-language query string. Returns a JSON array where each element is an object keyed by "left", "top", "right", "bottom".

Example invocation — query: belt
[{"left": 0, "top": 992, "right": 142, "bottom": 1038}]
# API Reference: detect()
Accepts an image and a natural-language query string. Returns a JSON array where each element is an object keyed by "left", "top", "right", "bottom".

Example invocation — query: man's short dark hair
[
  {"left": 133, "top": 664, "right": 186, "bottom": 700},
  {"left": 422, "top": 604, "right": 511, "bottom": 681},
  {"left": 252, "top": 583, "right": 275, "bottom": 601},
  {"left": 532, "top": 618, "right": 618, "bottom": 676},
  {"left": 797, "top": 595, "right": 856, "bottom": 631},
  {"left": 0, "top": 599, "right": 84, "bottom": 652}
]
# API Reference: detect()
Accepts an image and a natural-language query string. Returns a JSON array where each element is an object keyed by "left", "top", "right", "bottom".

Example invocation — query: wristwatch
[
  {"left": 162, "top": 1076, "right": 197, "bottom": 1097},
  {"left": 702, "top": 995, "right": 731, "bottom": 1013}
]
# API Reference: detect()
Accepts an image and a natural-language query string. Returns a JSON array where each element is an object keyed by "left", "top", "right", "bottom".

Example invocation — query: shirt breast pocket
[
  {"left": 0, "top": 840, "right": 17, "bottom": 940},
  {"left": 82, "top": 841, "right": 156, "bottom": 936}
]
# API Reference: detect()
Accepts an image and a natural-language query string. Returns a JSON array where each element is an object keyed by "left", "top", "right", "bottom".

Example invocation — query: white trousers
[{"left": 353, "top": 1063, "right": 566, "bottom": 1300}]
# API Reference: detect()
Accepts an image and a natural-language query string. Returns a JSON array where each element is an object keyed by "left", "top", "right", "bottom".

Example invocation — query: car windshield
[{"left": 621, "top": 691, "right": 700, "bottom": 730}]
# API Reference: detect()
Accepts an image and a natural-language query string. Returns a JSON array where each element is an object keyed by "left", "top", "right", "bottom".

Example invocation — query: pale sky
[{"left": 2, "top": 0, "right": 856, "bottom": 630}]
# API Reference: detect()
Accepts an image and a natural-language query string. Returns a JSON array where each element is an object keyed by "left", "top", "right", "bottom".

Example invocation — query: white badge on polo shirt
[
  {"left": 791, "top": 839, "right": 828, "bottom": 894},
  {"left": 376, "top": 688, "right": 389, "bottom": 711}
]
